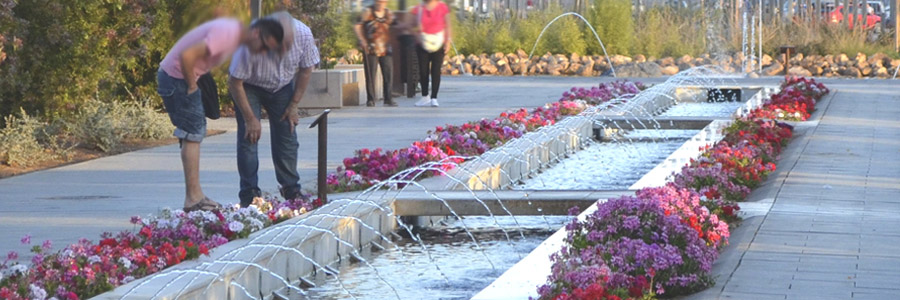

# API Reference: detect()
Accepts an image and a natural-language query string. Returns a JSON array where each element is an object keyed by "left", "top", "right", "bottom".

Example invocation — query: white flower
[
  {"left": 202, "top": 211, "right": 218, "bottom": 223},
  {"left": 350, "top": 174, "right": 363, "bottom": 183},
  {"left": 29, "top": 284, "right": 47, "bottom": 300},
  {"left": 156, "top": 219, "right": 169, "bottom": 229},
  {"left": 777, "top": 112, "right": 785, "bottom": 118},
  {"left": 122, "top": 276, "right": 136, "bottom": 284},
  {"left": 11, "top": 264, "right": 27, "bottom": 275},
  {"left": 228, "top": 221, "right": 245, "bottom": 232},
  {"left": 87, "top": 255, "right": 101, "bottom": 264},
  {"left": 249, "top": 218, "right": 265, "bottom": 231},
  {"left": 794, "top": 112, "right": 801, "bottom": 118},
  {"left": 118, "top": 257, "right": 132, "bottom": 269},
  {"left": 62, "top": 249, "right": 75, "bottom": 259}
]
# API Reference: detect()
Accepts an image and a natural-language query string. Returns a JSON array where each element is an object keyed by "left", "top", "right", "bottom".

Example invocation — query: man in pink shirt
[{"left": 157, "top": 17, "right": 284, "bottom": 211}]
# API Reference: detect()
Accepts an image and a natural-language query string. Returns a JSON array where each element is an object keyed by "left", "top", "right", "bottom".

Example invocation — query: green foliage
[
  {"left": 0, "top": 109, "right": 58, "bottom": 167},
  {"left": 0, "top": 0, "right": 172, "bottom": 118},
  {"left": 490, "top": 19, "right": 518, "bottom": 54},
  {"left": 67, "top": 99, "right": 173, "bottom": 153},
  {"left": 587, "top": 0, "right": 633, "bottom": 55},
  {"left": 633, "top": 7, "right": 706, "bottom": 57},
  {"left": 541, "top": 11, "right": 587, "bottom": 55}
]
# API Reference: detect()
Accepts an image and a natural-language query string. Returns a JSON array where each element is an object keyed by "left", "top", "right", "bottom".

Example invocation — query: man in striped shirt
[{"left": 228, "top": 11, "right": 320, "bottom": 207}]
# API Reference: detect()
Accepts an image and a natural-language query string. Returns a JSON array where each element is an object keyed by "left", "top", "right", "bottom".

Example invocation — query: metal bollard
[
  {"left": 308, "top": 109, "right": 331, "bottom": 204},
  {"left": 779, "top": 46, "right": 796, "bottom": 75}
]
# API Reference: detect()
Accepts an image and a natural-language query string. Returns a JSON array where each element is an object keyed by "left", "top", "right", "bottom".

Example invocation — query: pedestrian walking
[
  {"left": 355, "top": 0, "right": 398, "bottom": 107},
  {"left": 411, "top": 0, "right": 452, "bottom": 107},
  {"left": 157, "top": 17, "right": 285, "bottom": 212},
  {"left": 228, "top": 12, "right": 320, "bottom": 207}
]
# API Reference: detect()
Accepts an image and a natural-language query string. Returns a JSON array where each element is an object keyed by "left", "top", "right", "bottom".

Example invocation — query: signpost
[{"left": 251, "top": 0, "right": 261, "bottom": 20}]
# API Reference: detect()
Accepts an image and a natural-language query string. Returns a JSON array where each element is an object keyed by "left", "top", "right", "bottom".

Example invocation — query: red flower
[
  {"left": 139, "top": 226, "right": 152, "bottom": 238},
  {"left": 199, "top": 244, "right": 210, "bottom": 256}
]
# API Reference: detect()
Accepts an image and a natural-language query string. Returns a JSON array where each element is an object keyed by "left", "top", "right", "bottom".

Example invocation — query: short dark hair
[{"left": 251, "top": 18, "right": 284, "bottom": 48}]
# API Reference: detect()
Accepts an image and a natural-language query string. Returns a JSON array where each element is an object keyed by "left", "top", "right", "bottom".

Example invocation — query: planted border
[{"left": 534, "top": 77, "right": 829, "bottom": 300}]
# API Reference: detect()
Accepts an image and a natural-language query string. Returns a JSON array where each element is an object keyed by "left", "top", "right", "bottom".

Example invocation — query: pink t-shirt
[
  {"left": 160, "top": 18, "right": 243, "bottom": 82},
  {"left": 411, "top": 2, "right": 449, "bottom": 34}
]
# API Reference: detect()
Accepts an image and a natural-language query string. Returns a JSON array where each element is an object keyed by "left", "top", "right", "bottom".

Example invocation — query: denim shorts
[{"left": 157, "top": 70, "right": 206, "bottom": 142}]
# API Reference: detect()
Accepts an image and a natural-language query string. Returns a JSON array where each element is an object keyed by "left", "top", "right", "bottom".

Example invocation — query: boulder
[
  {"left": 787, "top": 66, "right": 812, "bottom": 77},
  {"left": 516, "top": 49, "right": 528, "bottom": 59},
  {"left": 498, "top": 63, "right": 514, "bottom": 76},
  {"left": 513, "top": 62, "right": 529, "bottom": 75},
  {"left": 875, "top": 66, "right": 889, "bottom": 78},
  {"left": 855, "top": 52, "right": 867, "bottom": 66},
  {"left": 578, "top": 59, "right": 595, "bottom": 76},
  {"left": 861, "top": 66, "right": 872, "bottom": 77},
  {"left": 838, "top": 53, "right": 850, "bottom": 64},
  {"left": 840, "top": 66, "right": 861, "bottom": 77},
  {"left": 614, "top": 62, "right": 663, "bottom": 77},
  {"left": 747, "top": 72, "right": 760, "bottom": 78},
  {"left": 661, "top": 65, "right": 680, "bottom": 76},
  {"left": 609, "top": 55, "right": 632, "bottom": 66},
  {"left": 678, "top": 55, "right": 693, "bottom": 65},
  {"left": 659, "top": 57, "right": 675, "bottom": 67},
  {"left": 634, "top": 54, "right": 647, "bottom": 63},
  {"left": 570, "top": 53, "right": 581, "bottom": 63},
  {"left": 762, "top": 61, "right": 784, "bottom": 76},
  {"left": 464, "top": 62, "right": 473, "bottom": 74},
  {"left": 566, "top": 63, "right": 582, "bottom": 75}
]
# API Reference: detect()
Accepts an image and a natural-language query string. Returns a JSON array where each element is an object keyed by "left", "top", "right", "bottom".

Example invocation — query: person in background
[
  {"left": 354, "top": 0, "right": 398, "bottom": 107},
  {"left": 157, "top": 17, "right": 284, "bottom": 212},
  {"left": 411, "top": 0, "right": 451, "bottom": 107},
  {"left": 228, "top": 11, "right": 320, "bottom": 207}
]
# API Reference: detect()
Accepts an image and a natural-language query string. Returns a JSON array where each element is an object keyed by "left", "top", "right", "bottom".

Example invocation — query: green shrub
[
  {"left": 536, "top": 6, "right": 587, "bottom": 55},
  {"left": 0, "top": 109, "right": 57, "bottom": 167},
  {"left": 119, "top": 99, "right": 175, "bottom": 140},
  {"left": 490, "top": 19, "right": 518, "bottom": 54},
  {"left": 67, "top": 99, "right": 172, "bottom": 153},
  {"left": 68, "top": 100, "right": 127, "bottom": 153},
  {"left": 587, "top": 0, "right": 633, "bottom": 55}
]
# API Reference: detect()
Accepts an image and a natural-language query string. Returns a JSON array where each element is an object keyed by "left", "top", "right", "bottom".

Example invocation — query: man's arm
[
  {"left": 180, "top": 42, "right": 209, "bottom": 93},
  {"left": 354, "top": 9, "right": 370, "bottom": 54},
  {"left": 228, "top": 77, "right": 262, "bottom": 143},
  {"left": 281, "top": 66, "right": 313, "bottom": 133}
]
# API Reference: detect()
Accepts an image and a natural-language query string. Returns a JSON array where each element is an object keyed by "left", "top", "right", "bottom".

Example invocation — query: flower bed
[
  {"left": 327, "top": 81, "right": 646, "bottom": 193},
  {"left": 0, "top": 81, "right": 644, "bottom": 300},
  {"left": 535, "top": 77, "right": 828, "bottom": 300},
  {"left": 749, "top": 77, "right": 829, "bottom": 121}
]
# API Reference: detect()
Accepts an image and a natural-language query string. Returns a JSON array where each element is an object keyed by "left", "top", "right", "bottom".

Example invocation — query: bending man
[{"left": 228, "top": 12, "right": 320, "bottom": 207}]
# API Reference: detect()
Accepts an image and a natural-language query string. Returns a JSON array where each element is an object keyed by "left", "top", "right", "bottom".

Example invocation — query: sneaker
[
  {"left": 384, "top": 100, "right": 398, "bottom": 107},
  {"left": 366, "top": 101, "right": 375, "bottom": 107},
  {"left": 430, "top": 98, "right": 439, "bottom": 107},
  {"left": 415, "top": 96, "right": 431, "bottom": 107}
]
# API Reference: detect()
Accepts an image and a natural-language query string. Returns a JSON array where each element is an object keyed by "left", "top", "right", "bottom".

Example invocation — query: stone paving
[{"left": 691, "top": 83, "right": 900, "bottom": 299}]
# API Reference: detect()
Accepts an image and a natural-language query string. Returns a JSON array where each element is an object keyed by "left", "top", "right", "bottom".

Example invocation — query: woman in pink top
[
  {"left": 157, "top": 18, "right": 285, "bottom": 212},
  {"left": 411, "top": 0, "right": 452, "bottom": 107}
]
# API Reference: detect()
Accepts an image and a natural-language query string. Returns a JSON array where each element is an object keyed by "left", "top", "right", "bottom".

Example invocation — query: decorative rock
[
  {"left": 578, "top": 59, "right": 595, "bottom": 76},
  {"left": 838, "top": 53, "right": 850, "bottom": 64},
  {"left": 875, "top": 66, "right": 889, "bottom": 78},
  {"left": 659, "top": 57, "right": 675, "bottom": 66},
  {"left": 615, "top": 62, "right": 663, "bottom": 77},
  {"left": 661, "top": 65, "right": 679, "bottom": 76},
  {"left": 634, "top": 54, "right": 647, "bottom": 63},
  {"left": 762, "top": 62, "right": 784, "bottom": 76},
  {"left": 747, "top": 72, "right": 760, "bottom": 78},
  {"left": 678, "top": 55, "right": 693, "bottom": 65},
  {"left": 498, "top": 63, "right": 513, "bottom": 76},
  {"left": 861, "top": 66, "right": 872, "bottom": 76},
  {"left": 516, "top": 49, "right": 528, "bottom": 59},
  {"left": 570, "top": 53, "right": 581, "bottom": 63},
  {"left": 840, "top": 66, "right": 861, "bottom": 77},
  {"left": 788, "top": 66, "right": 812, "bottom": 77}
]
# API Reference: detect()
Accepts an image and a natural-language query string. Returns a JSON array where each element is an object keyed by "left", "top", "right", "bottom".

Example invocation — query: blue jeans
[
  {"left": 157, "top": 70, "right": 206, "bottom": 142},
  {"left": 234, "top": 83, "right": 302, "bottom": 206}
]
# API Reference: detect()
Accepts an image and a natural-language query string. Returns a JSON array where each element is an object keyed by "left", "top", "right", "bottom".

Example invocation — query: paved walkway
[{"left": 691, "top": 83, "right": 900, "bottom": 299}]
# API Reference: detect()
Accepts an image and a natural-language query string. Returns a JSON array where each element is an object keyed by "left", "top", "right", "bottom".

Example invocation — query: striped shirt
[{"left": 229, "top": 18, "right": 320, "bottom": 93}]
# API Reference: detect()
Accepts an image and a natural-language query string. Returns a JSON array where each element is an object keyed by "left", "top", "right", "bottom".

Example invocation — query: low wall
[{"left": 299, "top": 66, "right": 379, "bottom": 109}]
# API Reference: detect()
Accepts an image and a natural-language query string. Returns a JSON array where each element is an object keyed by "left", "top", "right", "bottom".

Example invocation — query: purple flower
[
  {"left": 6, "top": 251, "right": 18, "bottom": 261},
  {"left": 20, "top": 234, "right": 31, "bottom": 245}
]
